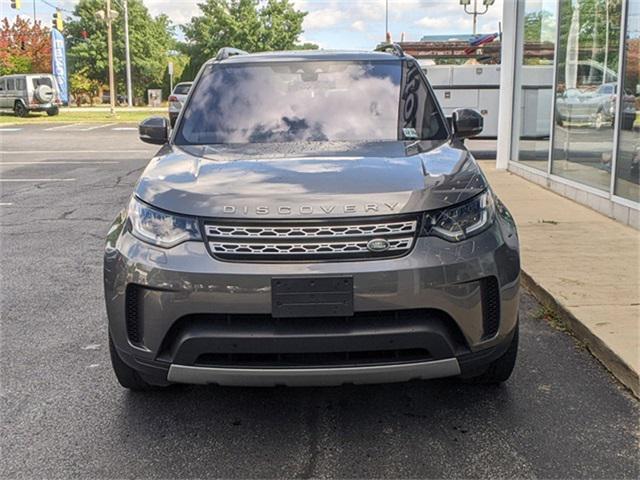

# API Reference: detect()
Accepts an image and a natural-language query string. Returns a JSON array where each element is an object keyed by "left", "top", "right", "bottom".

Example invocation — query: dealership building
[{"left": 497, "top": 0, "right": 639, "bottom": 228}]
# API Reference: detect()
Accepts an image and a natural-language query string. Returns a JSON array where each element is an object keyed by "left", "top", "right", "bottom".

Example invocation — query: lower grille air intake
[
  {"left": 481, "top": 276, "right": 500, "bottom": 339},
  {"left": 125, "top": 285, "right": 143, "bottom": 345}
]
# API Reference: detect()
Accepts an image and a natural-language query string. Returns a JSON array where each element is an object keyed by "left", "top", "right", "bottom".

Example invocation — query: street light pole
[
  {"left": 106, "top": 0, "right": 116, "bottom": 115},
  {"left": 123, "top": 0, "right": 133, "bottom": 107},
  {"left": 460, "top": 0, "right": 495, "bottom": 35}
]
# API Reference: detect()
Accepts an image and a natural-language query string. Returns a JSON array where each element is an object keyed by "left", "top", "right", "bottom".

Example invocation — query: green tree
[
  {"left": 65, "top": 0, "right": 175, "bottom": 102},
  {"left": 182, "top": 0, "right": 310, "bottom": 78},
  {"left": 69, "top": 67, "right": 102, "bottom": 106}
]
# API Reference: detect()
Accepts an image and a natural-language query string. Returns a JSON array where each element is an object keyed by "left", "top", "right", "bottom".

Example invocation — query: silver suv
[
  {"left": 105, "top": 46, "right": 520, "bottom": 390},
  {"left": 0, "top": 73, "right": 60, "bottom": 117}
]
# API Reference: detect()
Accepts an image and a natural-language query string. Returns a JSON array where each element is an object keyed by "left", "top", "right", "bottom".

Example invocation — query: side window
[
  {"left": 0, "top": 80, "right": 4, "bottom": 91},
  {"left": 399, "top": 61, "right": 448, "bottom": 141},
  {"left": 17, "top": 78, "right": 26, "bottom": 90},
  {"left": 7, "top": 79, "right": 15, "bottom": 90}
]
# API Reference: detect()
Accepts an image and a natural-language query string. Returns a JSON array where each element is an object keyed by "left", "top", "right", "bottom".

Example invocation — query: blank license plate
[{"left": 271, "top": 276, "right": 354, "bottom": 318}]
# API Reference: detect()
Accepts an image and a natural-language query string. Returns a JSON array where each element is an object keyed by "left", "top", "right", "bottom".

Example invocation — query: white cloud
[
  {"left": 303, "top": 8, "right": 345, "bottom": 30},
  {"left": 415, "top": 16, "right": 472, "bottom": 31},
  {"left": 351, "top": 20, "right": 366, "bottom": 32},
  {"left": 144, "top": 0, "right": 194, "bottom": 25}
]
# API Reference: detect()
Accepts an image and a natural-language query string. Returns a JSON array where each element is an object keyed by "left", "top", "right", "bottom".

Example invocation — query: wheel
[
  {"left": 109, "top": 333, "right": 156, "bottom": 391},
  {"left": 46, "top": 106, "right": 59, "bottom": 116},
  {"left": 594, "top": 110, "right": 606, "bottom": 130},
  {"left": 14, "top": 102, "right": 28, "bottom": 117},
  {"left": 464, "top": 323, "right": 519, "bottom": 384}
]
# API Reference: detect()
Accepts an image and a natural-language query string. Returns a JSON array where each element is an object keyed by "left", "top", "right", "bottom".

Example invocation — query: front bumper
[{"left": 104, "top": 209, "right": 520, "bottom": 386}]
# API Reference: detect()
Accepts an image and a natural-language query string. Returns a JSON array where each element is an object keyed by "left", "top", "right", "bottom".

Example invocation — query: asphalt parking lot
[{"left": 1, "top": 123, "right": 638, "bottom": 479}]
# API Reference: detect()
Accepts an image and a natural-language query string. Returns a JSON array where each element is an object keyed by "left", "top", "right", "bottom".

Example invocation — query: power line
[{"left": 40, "top": 0, "right": 74, "bottom": 14}]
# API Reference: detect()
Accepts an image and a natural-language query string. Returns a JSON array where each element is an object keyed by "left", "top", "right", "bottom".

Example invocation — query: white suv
[{"left": 0, "top": 73, "right": 61, "bottom": 117}]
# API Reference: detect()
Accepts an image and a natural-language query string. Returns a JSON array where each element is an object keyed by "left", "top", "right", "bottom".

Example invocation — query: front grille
[
  {"left": 481, "top": 276, "right": 500, "bottom": 339},
  {"left": 203, "top": 215, "right": 419, "bottom": 261}
]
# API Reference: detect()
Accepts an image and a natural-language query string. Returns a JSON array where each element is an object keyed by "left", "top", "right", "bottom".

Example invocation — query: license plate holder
[{"left": 271, "top": 276, "right": 354, "bottom": 318}]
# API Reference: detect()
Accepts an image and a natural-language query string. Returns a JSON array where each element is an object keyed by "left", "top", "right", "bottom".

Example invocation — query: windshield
[{"left": 175, "top": 60, "right": 447, "bottom": 145}]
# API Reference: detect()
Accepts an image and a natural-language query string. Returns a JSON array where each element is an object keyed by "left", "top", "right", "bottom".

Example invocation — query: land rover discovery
[{"left": 105, "top": 46, "right": 520, "bottom": 390}]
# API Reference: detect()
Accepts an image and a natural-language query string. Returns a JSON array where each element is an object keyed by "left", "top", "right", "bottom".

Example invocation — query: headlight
[
  {"left": 127, "top": 197, "right": 201, "bottom": 248},
  {"left": 421, "top": 191, "right": 493, "bottom": 241}
]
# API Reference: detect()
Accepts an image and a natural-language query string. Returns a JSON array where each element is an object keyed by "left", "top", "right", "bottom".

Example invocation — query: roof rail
[
  {"left": 374, "top": 43, "right": 405, "bottom": 57},
  {"left": 215, "top": 47, "right": 249, "bottom": 61}
]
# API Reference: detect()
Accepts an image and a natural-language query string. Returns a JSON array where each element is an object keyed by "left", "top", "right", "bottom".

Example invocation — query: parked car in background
[
  {"left": 556, "top": 82, "right": 636, "bottom": 130},
  {"left": 0, "top": 73, "right": 60, "bottom": 117},
  {"left": 101, "top": 92, "right": 128, "bottom": 105},
  {"left": 168, "top": 82, "right": 193, "bottom": 127}
]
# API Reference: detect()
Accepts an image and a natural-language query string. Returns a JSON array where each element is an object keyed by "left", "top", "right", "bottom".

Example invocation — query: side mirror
[
  {"left": 139, "top": 116, "right": 169, "bottom": 145},
  {"left": 451, "top": 108, "right": 483, "bottom": 139}
]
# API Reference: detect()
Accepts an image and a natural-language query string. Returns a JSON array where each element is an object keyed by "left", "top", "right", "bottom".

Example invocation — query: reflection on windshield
[{"left": 178, "top": 61, "right": 401, "bottom": 144}]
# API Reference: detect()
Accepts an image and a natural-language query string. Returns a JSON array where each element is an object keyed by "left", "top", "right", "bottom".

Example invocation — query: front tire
[
  {"left": 464, "top": 323, "right": 519, "bottom": 384},
  {"left": 109, "top": 333, "right": 156, "bottom": 391},
  {"left": 46, "top": 106, "right": 59, "bottom": 116}
]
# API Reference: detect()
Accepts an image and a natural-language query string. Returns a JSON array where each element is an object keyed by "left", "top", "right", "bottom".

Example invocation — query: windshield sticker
[{"left": 403, "top": 128, "right": 418, "bottom": 139}]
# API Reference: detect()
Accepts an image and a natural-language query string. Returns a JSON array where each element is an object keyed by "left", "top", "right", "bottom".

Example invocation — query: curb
[{"left": 521, "top": 270, "right": 639, "bottom": 399}]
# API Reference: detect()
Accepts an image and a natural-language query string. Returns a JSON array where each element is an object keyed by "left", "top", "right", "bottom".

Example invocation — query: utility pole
[
  {"left": 123, "top": 0, "right": 133, "bottom": 107},
  {"left": 33, "top": 0, "right": 36, "bottom": 22},
  {"left": 106, "top": 0, "right": 116, "bottom": 115},
  {"left": 385, "top": 0, "right": 389, "bottom": 41}
]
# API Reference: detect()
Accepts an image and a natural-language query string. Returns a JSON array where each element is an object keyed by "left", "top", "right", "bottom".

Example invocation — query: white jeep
[{"left": 0, "top": 73, "right": 61, "bottom": 117}]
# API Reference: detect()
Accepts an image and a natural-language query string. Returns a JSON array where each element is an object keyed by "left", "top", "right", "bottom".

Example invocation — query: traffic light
[
  {"left": 11, "top": 0, "right": 22, "bottom": 9},
  {"left": 52, "top": 10, "right": 63, "bottom": 31}
]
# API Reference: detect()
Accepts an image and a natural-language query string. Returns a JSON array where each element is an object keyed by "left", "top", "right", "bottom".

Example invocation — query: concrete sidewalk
[{"left": 479, "top": 161, "right": 639, "bottom": 397}]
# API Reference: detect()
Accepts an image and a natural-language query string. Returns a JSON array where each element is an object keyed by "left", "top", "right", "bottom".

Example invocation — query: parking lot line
[
  {"left": 42, "top": 123, "right": 83, "bottom": 131},
  {"left": 0, "top": 150, "right": 149, "bottom": 154},
  {"left": 0, "top": 161, "right": 120, "bottom": 165},
  {"left": 0, "top": 128, "right": 22, "bottom": 132},
  {"left": 0, "top": 178, "right": 76, "bottom": 182},
  {"left": 78, "top": 123, "right": 118, "bottom": 131},
  {"left": 0, "top": 202, "right": 13, "bottom": 206},
  {"left": 112, "top": 127, "right": 137, "bottom": 131}
]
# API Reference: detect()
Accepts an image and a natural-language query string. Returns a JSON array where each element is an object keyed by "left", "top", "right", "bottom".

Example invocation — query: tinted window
[
  {"left": 177, "top": 61, "right": 414, "bottom": 144},
  {"left": 399, "top": 61, "right": 448, "bottom": 141},
  {"left": 32, "top": 77, "right": 53, "bottom": 88},
  {"left": 173, "top": 83, "right": 191, "bottom": 95},
  {"left": 7, "top": 79, "right": 15, "bottom": 90},
  {"left": 0, "top": 80, "right": 4, "bottom": 91},
  {"left": 17, "top": 78, "right": 26, "bottom": 90}
]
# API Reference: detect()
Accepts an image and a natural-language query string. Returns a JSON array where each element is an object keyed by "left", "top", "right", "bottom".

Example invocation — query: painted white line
[
  {"left": 0, "top": 161, "right": 120, "bottom": 165},
  {"left": 0, "top": 128, "right": 22, "bottom": 132},
  {"left": 0, "top": 202, "right": 13, "bottom": 206},
  {"left": 0, "top": 178, "right": 76, "bottom": 182},
  {"left": 0, "top": 150, "right": 149, "bottom": 154},
  {"left": 43, "top": 123, "right": 83, "bottom": 131},
  {"left": 112, "top": 127, "right": 137, "bottom": 131},
  {"left": 78, "top": 123, "right": 118, "bottom": 131}
]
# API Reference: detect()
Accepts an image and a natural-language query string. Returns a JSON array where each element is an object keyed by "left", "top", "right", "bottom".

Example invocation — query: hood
[{"left": 135, "top": 140, "right": 487, "bottom": 218}]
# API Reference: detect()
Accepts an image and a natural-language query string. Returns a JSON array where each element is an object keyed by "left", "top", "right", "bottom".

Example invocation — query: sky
[{"left": 3, "top": 0, "right": 503, "bottom": 50}]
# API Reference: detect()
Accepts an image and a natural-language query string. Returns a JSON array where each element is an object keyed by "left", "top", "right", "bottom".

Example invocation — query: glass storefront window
[
  {"left": 513, "top": 0, "right": 557, "bottom": 170},
  {"left": 614, "top": 0, "right": 639, "bottom": 202},
  {"left": 551, "top": 0, "right": 622, "bottom": 191}
]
